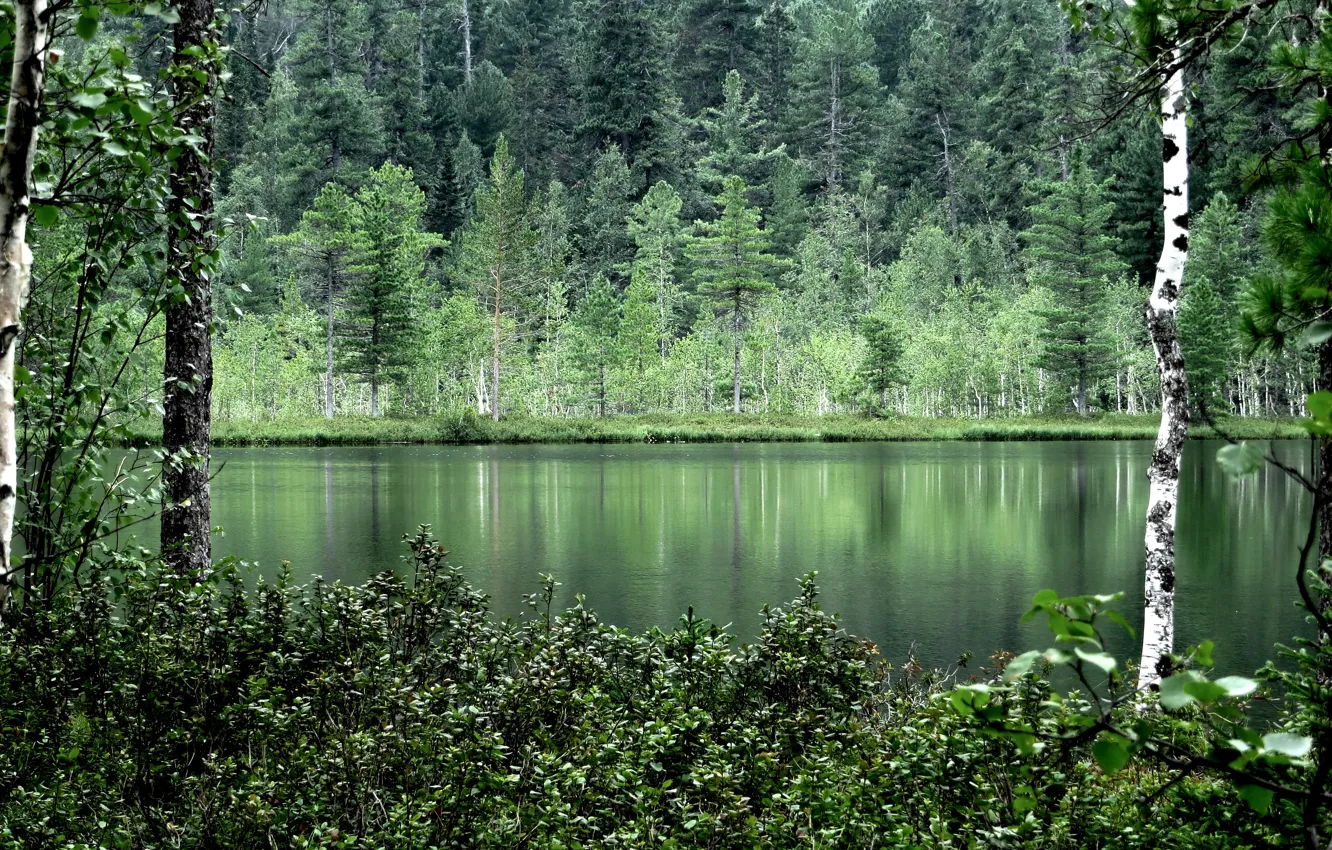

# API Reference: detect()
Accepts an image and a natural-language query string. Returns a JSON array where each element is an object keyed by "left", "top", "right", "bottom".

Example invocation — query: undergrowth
[{"left": 0, "top": 529, "right": 1290, "bottom": 849}]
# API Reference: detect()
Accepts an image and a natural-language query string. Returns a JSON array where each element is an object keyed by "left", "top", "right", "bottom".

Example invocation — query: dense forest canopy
[{"left": 141, "top": 0, "right": 1296, "bottom": 422}]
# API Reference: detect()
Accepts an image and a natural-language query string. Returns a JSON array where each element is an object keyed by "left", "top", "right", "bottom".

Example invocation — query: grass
[{"left": 121, "top": 412, "right": 1312, "bottom": 447}]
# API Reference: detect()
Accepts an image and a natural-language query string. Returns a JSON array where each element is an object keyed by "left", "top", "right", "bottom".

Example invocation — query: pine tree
[
  {"left": 581, "top": 147, "right": 637, "bottom": 283},
  {"left": 458, "top": 136, "right": 539, "bottom": 420},
  {"left": 787, "top": 0, "right": 884, "bottom": 191},
  {"left": 1189, "top": 193, "right": 1247, "bottom": 303},
  {"left": 452, "top": 61, "right": 516, "bottom": 154},
  {"left": 271, "top": 183, "right": 363, "bottom": 418},
  {"left": 1179, "top": 274, "right": 1230, "bottom": 413},
  {"left": 628, "top": 181, "right": 687, "bottom": 361},
  {"left": 689, "top": 176, "right": 783, "bottom": 413},
  {"left": 676, "top": 0, "right": 763, "bottom": 114},
  {"left": 620, "top": 272, "right": 659, "bottom": 377},
  {"left": 888, "top": 10, "right": 975, "bottom": 232},
  {"left": 571, "top": 275, "right": 622, "bottom": 416},
  {"left": 696, "top": 70, "right": 784, "bottom": 197},
  {"left": 1021, "top": 155, "right": 1124, "bottom": 415},
  {"left": 859, "top": 307, "right": 904, "bottom": 413},
  {"left": 341, "top": 164, "right": 443, "bottom": 417},
  {"left": 282, "top": 0, "right": 386, "bottom": 202},
  {"left": 576, "top": 0, "right": 672, "bottom": 173},
  {"left": 489, "top": 0, "right": 578, "bottom": 184},
  {"left": 754, "top": 1, "right": 797, "bottom": 124}
]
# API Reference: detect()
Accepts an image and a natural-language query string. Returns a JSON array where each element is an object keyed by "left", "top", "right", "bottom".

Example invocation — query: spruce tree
[
  {"left": 581, "top": 147, "right": 637, "bottom": 283},
  {"left": 676, "top": 0, "right": 763, "bottom": 114},
  {"left": 271, "top": 183, "right": 363, "bottom": 418},
  {"left": 341, "top": 165, "right": 442, "bottom": 417},
  {"left": 1021, "top": 155, "right": 1124, "bottom": 415},
  {"left": 458, "top": 136, "right": 539, "bottom": 420},
  {"left": 696, "top": 70, "right": 784, "bottom": 197},
  {"left": 576, "top": 0, "right": 672, "bottom": 173},
  {"left": 859, "top": 307, "right": 904, "bottom": 414},
  {"left": 1179, "top": 274, "right": 1230, "bottom": 413},
  {"left": 754, "top": 1, "right": 797, "bottom": 123},
  {"left": 689, "top": 176, "right": 782, "bottom": 413},
  {"left": 628, "top": 181, "right": 687, "bottom": 361},
  {"left": 571, "top": 276, "right": 623, "bottom": 416},
  {"left": 787, "top": 0, "right": 884, "bottom": 191}
]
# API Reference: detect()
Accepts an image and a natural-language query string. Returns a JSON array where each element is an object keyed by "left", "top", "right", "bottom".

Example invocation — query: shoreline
[{"left": 123, "top": 413, "right": 1309, "bottom": 447}]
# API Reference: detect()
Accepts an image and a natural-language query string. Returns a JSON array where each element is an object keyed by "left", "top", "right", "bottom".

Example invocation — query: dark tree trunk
[
  {"left": 0, "top": 0, "right": 48, "bottom": 609},
  {"left": 162, "top": 0, "right": 217, "bottom": 576}
]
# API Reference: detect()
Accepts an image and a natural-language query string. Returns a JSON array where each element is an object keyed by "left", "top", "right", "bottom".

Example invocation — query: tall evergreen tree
[
  {"left": 571, "top": 275, "right": 623, "bottom": 416},
  {"left": 581, "top": 147, "right": 638, "bottom": 283},
  {"left": 1021, "top": 155, "right": 1124, "bottom": 415},
  {"left": 689, "top": 176, "right": 782, "bottom": 413},
  {"left": 628, "top": 181, "right": 688, "bottom": 361},
  {"left": 676, "top": 0, "right": 763, "bottom": 114},
  {"left": 458, "top": 136, "right": 539, "bottom": 420},
  {"left": 341, "top": 165, "right": 441, "bottom": 417},
  {"left": 787, "top": 0, "right": 884, "bottom": 191},
  {"left": 576, "top": 0, "right": 673, "bottom": 175},
  {"left": 697, "top": 70, "right": 784, "bottom": 196},
  {"left": 271, "top": 183, "right": 362, "bottom": 418},
  {"left": 1179, "top": 274, "right": 1230, "bottom": 413}
]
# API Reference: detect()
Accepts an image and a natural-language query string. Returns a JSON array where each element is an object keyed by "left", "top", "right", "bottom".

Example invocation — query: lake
[{"left": 157, "top": 440, "right": 1311, "bottom": 675}]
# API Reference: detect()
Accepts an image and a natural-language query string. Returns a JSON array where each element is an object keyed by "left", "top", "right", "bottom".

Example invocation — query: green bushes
[{"left": 0, "top": 530, "right": 1291, "bottom": 849}]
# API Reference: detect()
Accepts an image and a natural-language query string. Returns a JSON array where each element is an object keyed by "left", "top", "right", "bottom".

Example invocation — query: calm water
[{"left": 153, "top": 441, "right": 1311, "bottom": 675}]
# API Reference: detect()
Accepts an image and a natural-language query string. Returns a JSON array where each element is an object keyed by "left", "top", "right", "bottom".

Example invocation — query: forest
[
  {"left": 176, "top": 0, "right": 1301, "bottom": 422},
  {"left": 6, "top": 0, "right": 1332, "bottom": 848}
]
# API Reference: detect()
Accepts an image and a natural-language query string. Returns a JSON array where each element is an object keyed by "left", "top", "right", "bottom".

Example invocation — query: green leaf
[
  {"left": 1092, "top": 740, "right": 1129, "bottom": 774},
  {"left": 128, "top": 99, "right": 155, "bottom": 126},
  {"left": 76, "top": 10, "right": 99, "bottom": 40},
  {"left": 1103, "top": 609, "right": 1136, "bottom": 639},
  {"left": 1304, "top": 321, "right": 1332, "bottom": 346},
  {"left": 1214, "top": 676, "right": 1257, "bottom": 698},
  {"left": 1237, "top": 784, "right": 1274, "bottom": 814},
  {"left": 1074, "top": 648, "right": 1117, "bottom": 673},
  {"left": 1261, "top": 732, "right": 1312, "bottom": 758},
  {"left": 31, "top": 205, "right": 58, "bottom": 227},
  {"left": 1183, "top": 680, "right": 1227, "bottom": 704},
  {"left": 1308, "top": 391, "right": 1332, "bottom": 421},
  {"left": 1004, "top": 650, "right": 1041, "bottom": 681},
  {"left": 1217, "top": 443, "right": 1263, "bottom": 478},
  {"left": 1194, "top": 640, "right": 1215, "bottom": 668},
  {"left": 71, "top": 91, "right": 108, "bottom": 109},
  {"left": 1158, "top": 673, "right": 1200, "bottom": 710}
]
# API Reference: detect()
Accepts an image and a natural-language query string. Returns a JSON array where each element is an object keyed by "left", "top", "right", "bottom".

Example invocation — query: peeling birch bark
[
  {"left": 1139, "top": 57, "right": 1190, "bottom": 689},
  {"left": 0, "top": 0, "right": 50, "bottom": 610}
]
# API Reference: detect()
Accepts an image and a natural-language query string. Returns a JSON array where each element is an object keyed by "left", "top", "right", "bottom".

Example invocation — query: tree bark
[
  {"left": 491, "top": 290, "right": 502, "bottom": 422},
  {"left": 0, "top": 0, "right": 49, "bottom": 608},
  {"left": 732, "top": 309, "right": 742, "bottom": 414},
  {"left": 461, "top": 0, "right": 474, "bottom": 84},
  {"left": 162, "top": 0, "right": 218, "bottom": 576},
  {"left": 1139, "top": 58, "right": 1190, "bottom": 689},
  {"left": 325, "top": 264, "right": 335, "bottom": 418}
]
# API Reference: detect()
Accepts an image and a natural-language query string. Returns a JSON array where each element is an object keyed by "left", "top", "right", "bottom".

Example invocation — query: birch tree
[
  {"left": 0, "top": 0, "right": 50, "bottom": 607},
  {"left": 1137, "top": 42, "right": 1190, "bottom": 687}
]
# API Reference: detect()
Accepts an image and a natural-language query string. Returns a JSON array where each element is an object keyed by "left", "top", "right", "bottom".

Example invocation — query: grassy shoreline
[{"left": 143, "top": 413, "right": 1313, "bottom": 447}]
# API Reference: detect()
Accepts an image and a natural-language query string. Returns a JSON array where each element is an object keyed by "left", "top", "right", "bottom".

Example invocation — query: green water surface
[{"left": 185, "top": 440, "right": 1309, "bottom": 674}]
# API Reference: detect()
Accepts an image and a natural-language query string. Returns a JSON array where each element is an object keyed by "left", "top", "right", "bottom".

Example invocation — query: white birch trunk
[
  {"left": 0, "top": 0, "right": 49, "bottom": 609},
  {"left": 1139, "top": 56, "right": 1191, "bottom": 690}
]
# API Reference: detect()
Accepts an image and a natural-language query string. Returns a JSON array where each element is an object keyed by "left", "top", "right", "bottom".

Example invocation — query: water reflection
[{"left": 179, "top": 440, "right": 1311, "bottom": 676}]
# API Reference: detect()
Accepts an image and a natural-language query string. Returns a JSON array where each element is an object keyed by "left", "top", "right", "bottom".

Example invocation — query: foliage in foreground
[{"left": 0, "top": 531, "right": 1296, "bottom": 850}]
